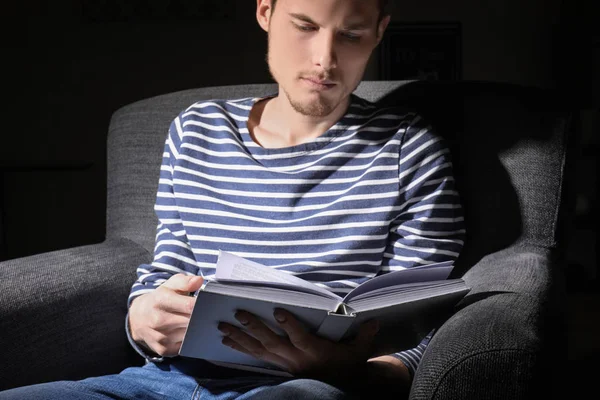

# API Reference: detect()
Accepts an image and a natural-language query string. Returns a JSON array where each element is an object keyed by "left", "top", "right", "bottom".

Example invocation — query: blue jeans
[{"left": 0, "top": 358, "right": 359, "bottom": 400}]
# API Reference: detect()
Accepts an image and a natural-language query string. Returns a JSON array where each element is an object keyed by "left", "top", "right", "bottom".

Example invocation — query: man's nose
[{"left": 312, "top": 32, "right": 338, "bottom": 71}]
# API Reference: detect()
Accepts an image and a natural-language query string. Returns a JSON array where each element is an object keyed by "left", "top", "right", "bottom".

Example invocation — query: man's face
[{"left": 257, "top": 0, "right": 389, "bottom": 117}]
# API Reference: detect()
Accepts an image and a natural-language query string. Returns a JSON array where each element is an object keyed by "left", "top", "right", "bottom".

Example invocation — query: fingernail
[
  {"left": 234, "top": 312, "right": 249, "bottom": 326},
  {"left": 274, "top": 311, "right": 286, "bottom": 323},
  {"left": 217, "top": 324, "right": 231, "bottom": 336}
]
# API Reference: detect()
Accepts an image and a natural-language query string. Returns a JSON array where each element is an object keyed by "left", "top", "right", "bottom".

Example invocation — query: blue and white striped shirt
[{"left": 128, "top": 92, "right": 465, "bottom": 376}]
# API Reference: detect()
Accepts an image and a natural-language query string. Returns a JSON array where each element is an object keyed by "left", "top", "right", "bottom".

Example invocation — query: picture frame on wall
[{"left": 379, "top": 22, "right": 462, "bottom": 81}]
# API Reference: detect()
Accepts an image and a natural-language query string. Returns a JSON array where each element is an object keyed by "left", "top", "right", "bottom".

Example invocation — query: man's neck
[{"left": 248, "top": 90, "right": 351, "bottom": 149}]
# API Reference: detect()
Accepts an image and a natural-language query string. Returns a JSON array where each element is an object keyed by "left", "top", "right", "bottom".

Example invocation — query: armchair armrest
[
  {"left": 410, "top": 245, "right": 567, "bottom": 400},
  {"left": 0, "top": 238, "right": 151, "bottom": 391}
]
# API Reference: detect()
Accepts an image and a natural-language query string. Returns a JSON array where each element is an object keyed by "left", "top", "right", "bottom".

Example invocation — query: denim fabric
[{"left": 0, "top": 361, "right": 352, "bottom": 400}]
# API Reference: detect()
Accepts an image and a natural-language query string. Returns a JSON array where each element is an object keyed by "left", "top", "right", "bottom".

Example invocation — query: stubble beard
[
  {"left": 266, "top": 42, "right": 337, "bottom": 118},
  {"left": 283, "top": 85, "right": 334, "bottom": 118}
]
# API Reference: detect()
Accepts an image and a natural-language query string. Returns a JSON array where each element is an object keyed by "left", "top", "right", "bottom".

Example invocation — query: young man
[{"left": 1, "top": 0, "right": 464, "bottom": 399}]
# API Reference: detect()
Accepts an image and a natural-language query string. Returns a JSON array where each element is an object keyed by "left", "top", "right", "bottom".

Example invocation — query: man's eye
[
  {"left": 295, "top": 24, "right": 316, "bottom": 32},
  {"left": 341, "top": 32, "right": 361, "bottom": 42}
]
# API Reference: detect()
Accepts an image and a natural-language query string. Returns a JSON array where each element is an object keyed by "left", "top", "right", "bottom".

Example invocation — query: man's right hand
[{"left": 128, "top": 274, "right": 204, "bottom": 357}]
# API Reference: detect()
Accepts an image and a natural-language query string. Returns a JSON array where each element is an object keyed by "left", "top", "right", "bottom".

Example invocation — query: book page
[
  {"left": 215, "top": 251, "right": 339, "bottom": 299},
  {"left": 342, "top": 260, "right": 454, "bottom": 303},
  {"left": 349, "top": 279, "right": 467, "bottom": 306}
]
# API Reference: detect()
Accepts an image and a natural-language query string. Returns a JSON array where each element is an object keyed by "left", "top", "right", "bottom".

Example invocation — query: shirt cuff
[
  {"left": 390, "top": 330, "right": 434, "bottom": 377},
  {"left": 125, "top": 312, "right": 165, "bottom": 363}
]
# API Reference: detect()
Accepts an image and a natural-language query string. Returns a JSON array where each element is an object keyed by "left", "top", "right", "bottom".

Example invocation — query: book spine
[{"left": 315, "top": 311, "right": 356, "bottom": 341}]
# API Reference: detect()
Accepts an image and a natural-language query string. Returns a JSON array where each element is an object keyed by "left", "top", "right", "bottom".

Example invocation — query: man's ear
[
  {"left": 376, "top": 15, "right": 391, "bottom": 45},
  {"left": 256, "top": 0, "right": 274, "bottom": 32}
]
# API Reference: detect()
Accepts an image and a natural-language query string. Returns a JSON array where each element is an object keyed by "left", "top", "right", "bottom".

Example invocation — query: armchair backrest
[{"left": 106, "top": 81, "right": 574, "bottom": 269}]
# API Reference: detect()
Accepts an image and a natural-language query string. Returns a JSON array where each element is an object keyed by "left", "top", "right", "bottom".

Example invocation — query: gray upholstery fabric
[
  {"left": 368, "top": 82, "right": 571, "bottom": 270},
  {"left": 411, "top": 245, "right": 565, "bottom": 399},
  {"left": 0, "top": 81, "right": 571, "bottom": 397},
  {"left": 0, "top": 238, "right": 150, "bottom": 390}
]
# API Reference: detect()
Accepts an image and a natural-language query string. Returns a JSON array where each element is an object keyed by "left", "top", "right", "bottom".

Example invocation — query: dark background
[{"left": 1, "top": 0, "right": 598, "bottom": 393}]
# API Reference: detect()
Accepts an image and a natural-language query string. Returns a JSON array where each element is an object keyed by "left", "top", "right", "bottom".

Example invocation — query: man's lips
[{"left": 302, "top": 77, "right": 336, "bottom": 87}]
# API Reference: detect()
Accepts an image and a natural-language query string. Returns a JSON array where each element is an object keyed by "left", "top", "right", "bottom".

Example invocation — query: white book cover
[{"left": 179, "top": 251, "right": 469, "bottom": 375}]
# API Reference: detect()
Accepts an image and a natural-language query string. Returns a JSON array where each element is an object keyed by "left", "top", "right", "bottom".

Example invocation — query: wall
[
  {"left": 1, "top": 0, "right": 595, "bottom": 261},
  {"left": 2, "top": 3, "right": 270, "bottom": 259},
  {"left": 386, "top": 0, "right": 562, "bottom": 89}
]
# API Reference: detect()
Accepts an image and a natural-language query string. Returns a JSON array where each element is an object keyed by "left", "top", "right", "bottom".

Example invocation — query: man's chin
[
  {"left": 290, "top": 99, "right": 335, "bottom": 118},
  {"left": 287, "top": 91, "right": 339, "bottom": 117}
]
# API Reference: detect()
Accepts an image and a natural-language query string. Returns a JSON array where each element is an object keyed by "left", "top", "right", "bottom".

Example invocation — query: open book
[{"left": 179, "top": 251, "right": 470, "bottom": 376}]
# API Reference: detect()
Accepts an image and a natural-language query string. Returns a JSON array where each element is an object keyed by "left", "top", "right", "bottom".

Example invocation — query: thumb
[
  {"left": 162, "top": 273, "right": 204, "bottom": 293},
  {"left": 188, "top": 275, "right": 205, "bottom": 291}
]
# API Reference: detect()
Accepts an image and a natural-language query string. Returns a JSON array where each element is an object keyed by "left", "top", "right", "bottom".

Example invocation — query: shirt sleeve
[
  {"left": 382, "top": 112, "right": 466, "bottom": 377},
  {"left": 125, "top": 113, "right": 201, "bottom": 361}
]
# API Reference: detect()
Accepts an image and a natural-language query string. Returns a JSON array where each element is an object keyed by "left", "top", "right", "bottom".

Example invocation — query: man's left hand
[{"left": 217, "top": 308, "right": 379, "bottom": 380}]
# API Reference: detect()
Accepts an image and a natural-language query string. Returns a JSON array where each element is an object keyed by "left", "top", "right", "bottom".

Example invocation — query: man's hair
[{"left": 271, "top": 0, "right": 390, "bottom": 22}]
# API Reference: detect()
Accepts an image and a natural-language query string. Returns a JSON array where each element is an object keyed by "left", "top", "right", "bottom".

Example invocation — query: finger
[
  {"left": 154, "top": 289, "right": 197, "bottom": 316},
  {"left": 218, "top": 322, "right": 266, "bottom": 356},
  {"left": 273, "top": 308, "right": 317, "bottom": 353},
  {"left": 233, "top": 310, "right": 297, "bottom": 359},
  {"left": 218, "top": 323, "right": 290, "bottom": 369},
  {"left": 154, "top": 341, "right": 183, "bottom": 358},
  {"left": 221, "top": 336, "right": 290, "bottom": 371},
  {"left": 154, "top": 327, "right": 188, "bottom": 346},
  {"left": 146, "top": 328, "right": 187, "bottom": 357},
  {"left": 147, "top": 311, "right": 191, "bottom": 332},
  {"left": 161, "top": 274, "right": 204, "bottom": 294},
  {"left": 147, "top": 342, "right": 180, "bottom": 358}
]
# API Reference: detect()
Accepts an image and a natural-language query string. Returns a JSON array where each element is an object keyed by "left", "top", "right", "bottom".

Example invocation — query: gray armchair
[{"left": 0, "top": 81, "right": 573, "bottom": 399}]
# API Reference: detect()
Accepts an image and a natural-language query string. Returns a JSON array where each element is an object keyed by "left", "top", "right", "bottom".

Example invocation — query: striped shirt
[{"left": 127, "top": 92, "right": 465, "bottom": 376}]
